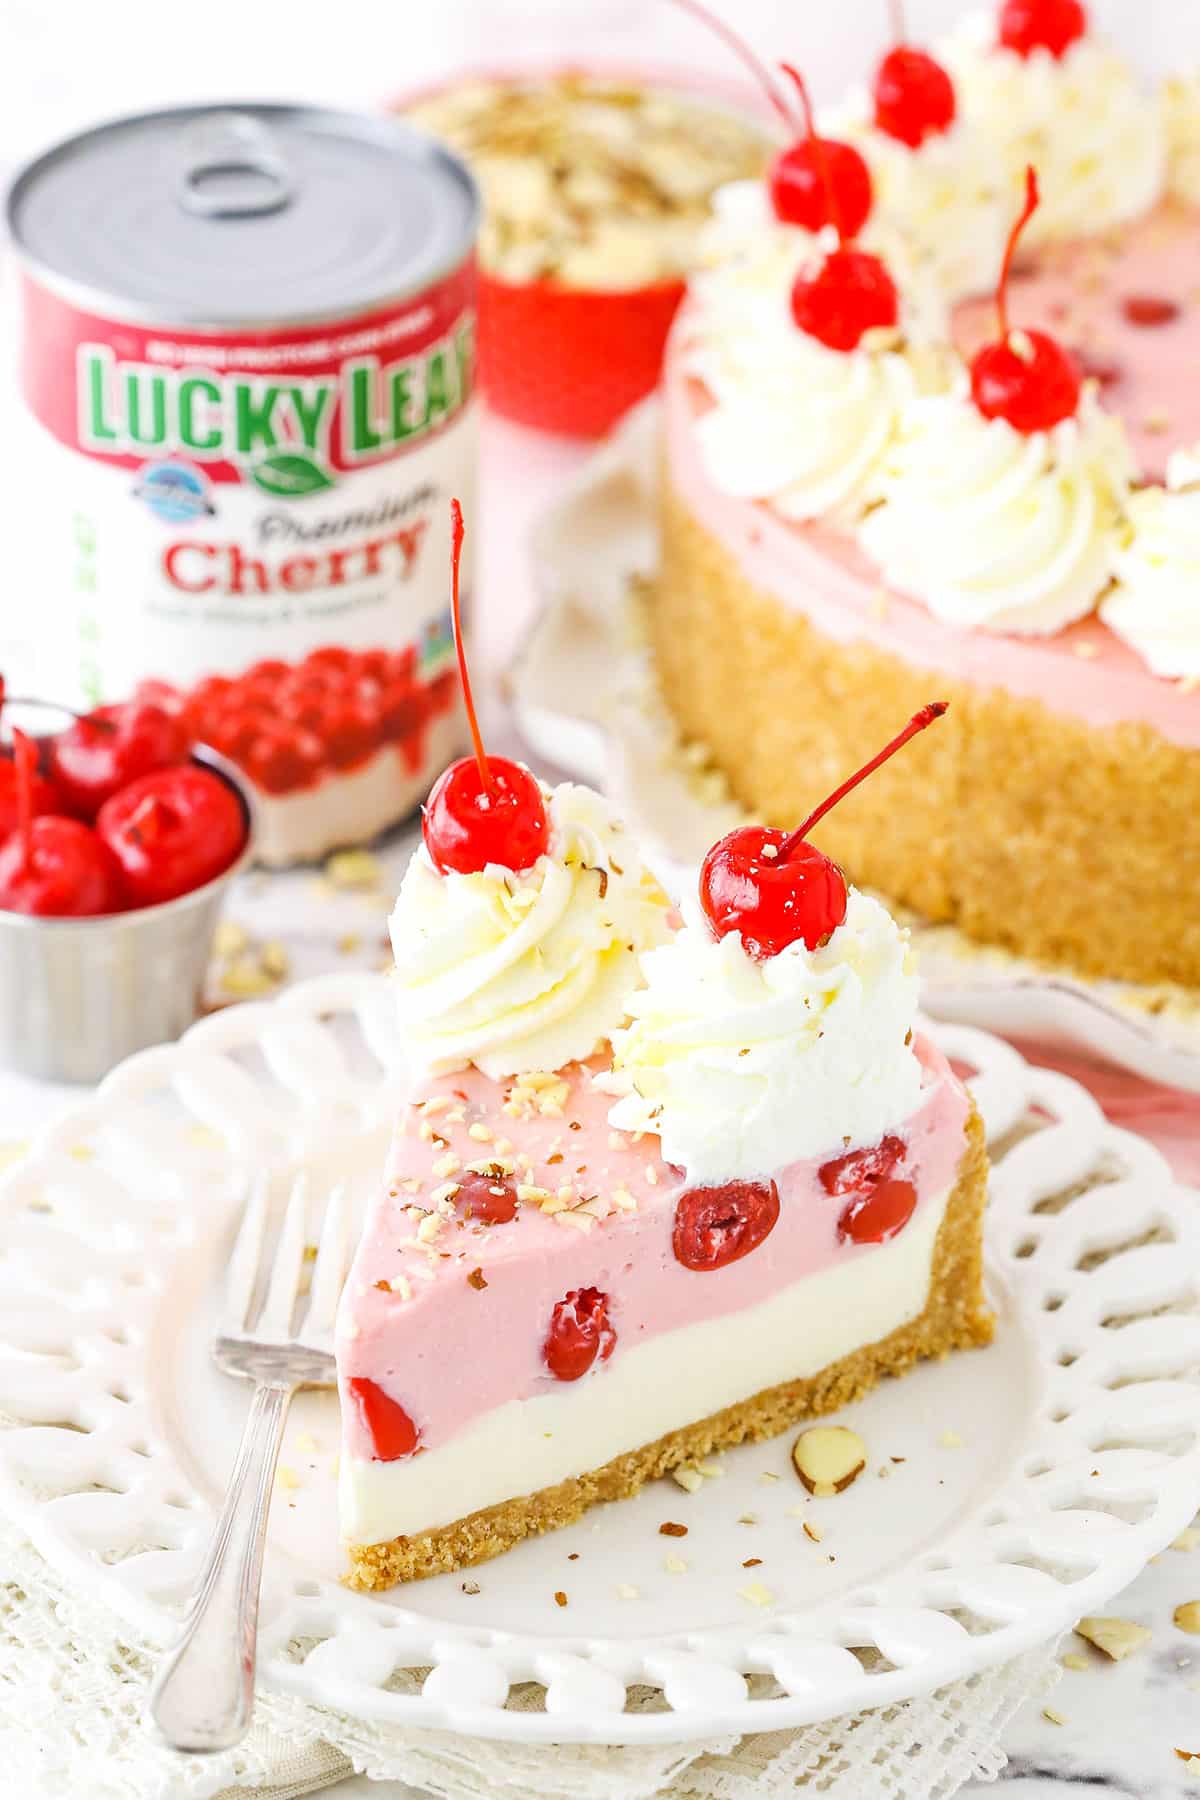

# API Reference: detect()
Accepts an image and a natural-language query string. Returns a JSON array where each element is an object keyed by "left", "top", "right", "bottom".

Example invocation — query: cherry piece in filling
[
  {"left": 669, "top": 0, "right": 873, "bottom": 237},
  {"left": 1121, "top": 294, "right": 1180, "bottom": 328},
  {"left": 49, "top": 700, "right": 189, "bottom": 821},
  {"left": 0, "top": 728, "right": 123, "bottom": 917},
  {"left": 837, "top": 1177, "right": 917, "bottom": 1245},
  {"left": 97, "top": 764, "right": 245, "bottom": 907},
  {"left": 673, "top": 1179, "right": 780, "bottom": 1271},
  {"left": 544, "top": 1287, "right": 616, "bottom": 1381},
  {"left": 819, "top": 1134, "right": 906, "bottom": 1195},
  {"left": 969, "top": 167, "right": 1081, "bottom": 433},
  {"left": 873, "top": 1, "right": 957, "bottom": 148},
  {"left": 700, "top": 702, "right": 947, "bottom": 958},
  {"left": 451, "top": 1170, "right": 518, "bottom": 1225},
  {"left": 346, "top": 1376, "right": 420, "bottom": 1461},
  {"left": 997, "top": 0, "right": 1087, "bottom": 60},
  {"left": 422, "top": 500, "right": 549, "bottom": 876}
]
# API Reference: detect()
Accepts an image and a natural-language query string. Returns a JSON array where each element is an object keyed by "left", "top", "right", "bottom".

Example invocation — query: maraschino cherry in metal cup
[{"left": 0, "top": 708, "right": 256, "bottom": 1083}]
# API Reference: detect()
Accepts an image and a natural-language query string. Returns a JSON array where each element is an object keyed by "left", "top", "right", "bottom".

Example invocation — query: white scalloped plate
[
  {"left": 1, "top": 975, "right": 1200, "bottom": 1745},
  {"left": 513, "top": 400, "right": 1200, "bottom": 1095}
]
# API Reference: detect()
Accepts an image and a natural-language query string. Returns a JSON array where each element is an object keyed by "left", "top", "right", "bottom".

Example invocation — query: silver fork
[{"left": 150, "top": 1171, "right": 349, "bottom": 1753}]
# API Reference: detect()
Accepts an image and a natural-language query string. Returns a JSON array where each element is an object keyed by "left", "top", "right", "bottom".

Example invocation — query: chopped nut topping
[
  {"left": 404, "top": 76, "right": 767, "bottom": 290},
  {"left": 467, "top": 1267, "right": 488, "bottom": 1290},
  {"left": 1076, "top": 1616, "right": 1152, "bottom": 1660},
  {"left": 325, "top": 848, "right": 382, "bottom": 890},
  {"left": 738, "top": 1581, "right": 773, "bottom": 1607},
  {"left": 554, "top": 1590, "right": 568, "bottom": 1608},
  {"left": 792, "top": 1426, "right": 867, "bottom": 1496},
  {"left": 659, "top": 1521, "right": 688, "bottom": 1537},
  {"left": 671, "top": 1465, "right": 704, "bottom": 1494}
]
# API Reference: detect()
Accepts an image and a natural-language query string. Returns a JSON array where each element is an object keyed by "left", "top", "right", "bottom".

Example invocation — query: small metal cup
[{"left": 0, "top": 746, "right": 257, "bottom": 1084}]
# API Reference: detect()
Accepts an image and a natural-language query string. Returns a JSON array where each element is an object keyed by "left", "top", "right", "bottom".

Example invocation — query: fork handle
[{"left": 150, "top": 1379, "right": 294, "bottom": 1752}]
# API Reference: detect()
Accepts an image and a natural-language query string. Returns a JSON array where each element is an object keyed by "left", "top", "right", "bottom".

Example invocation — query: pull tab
[{"left": 176, "top": 112, "right": 294, "bottom": 219}]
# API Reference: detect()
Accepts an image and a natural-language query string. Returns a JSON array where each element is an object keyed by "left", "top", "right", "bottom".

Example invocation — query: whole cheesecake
[{"left": 654, "top": 4, "right": 1200, "bottom": 990}]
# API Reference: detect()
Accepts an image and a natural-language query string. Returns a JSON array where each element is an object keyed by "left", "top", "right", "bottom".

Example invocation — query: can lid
[{"left": 6, "top": 103, "right": 478, "bottom": 328}]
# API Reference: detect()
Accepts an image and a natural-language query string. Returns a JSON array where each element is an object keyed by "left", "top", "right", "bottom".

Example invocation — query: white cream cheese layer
[
  {"left": 604, "top": 889, "right": 922, "bottom": 1185},
  {"left": 391, "top": 782, "right": 671, "bottom": 1079}
]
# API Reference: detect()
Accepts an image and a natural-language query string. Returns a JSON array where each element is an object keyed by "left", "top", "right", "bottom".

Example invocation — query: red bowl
[
  {"left": 478, "top": 268, "right": 687, "bottom": 438},
  {"left": 389, "top": 64, "right": 768, "bottom": 440}
]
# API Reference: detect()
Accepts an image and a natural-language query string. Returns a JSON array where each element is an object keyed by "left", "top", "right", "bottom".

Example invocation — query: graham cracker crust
[
  {"left": 652, "top": 474, "right": 1200, "bottom": 990},
  {"left": 345, "top": 1106, "right": 991, "bottom": 1590}
]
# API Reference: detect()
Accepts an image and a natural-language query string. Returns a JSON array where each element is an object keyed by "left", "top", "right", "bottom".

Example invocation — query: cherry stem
[
  {"left": 448, "top": 497, "right": 493, "bottom": 797},
  {"left": 11, "top": 728, "right": 37, "bottom": 872},
  {"left": 889, "top": 0, "right": 906, "bottom": 43},
  {"left": 666, "top": 0, "right": 798, "bottom": 132},
  {"left": 996, "top": 165, "right": 1039, "bottom": 341},
  {"left": 782, "top": 702, "right": 948, "bottom": 854},
  {"left": 779, "top": 62, "right": 844, "bottom": 243}
]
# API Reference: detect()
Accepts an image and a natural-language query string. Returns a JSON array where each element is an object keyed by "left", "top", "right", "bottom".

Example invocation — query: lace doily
[{"left": 0, "top": 1517, "right": 1057, "bottom": 1800}]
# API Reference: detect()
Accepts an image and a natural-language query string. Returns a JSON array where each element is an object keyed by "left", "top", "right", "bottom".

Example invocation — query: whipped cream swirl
[
  {"left": 859, "top": 380, "right": 1135, "bottom": 634},
  {"left": 1164, "top": 73, "right": 1200, "bottom": 208},
  {"left": 823, "top": 98, "right": 1007, "bottom": 303},
  {"left": 1102, "top": 448, "right": 1200, "bottom": 679},
  {"left": 687, "top": 209, "right": 951, "bottom": 527},
  {"left": 391, "top": 782, "right": 671, "bottom": 1080},
  {"left": 605, "top": 889, "right": 923, "bottom": 1185},
  {"left": 942, "top": 13, "right": 1166, "bottom": 247}
]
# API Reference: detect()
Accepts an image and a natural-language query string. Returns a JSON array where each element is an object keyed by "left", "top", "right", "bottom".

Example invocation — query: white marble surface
[{"left": 3, "top": 3, "right": 1200, "bottom": 1796}]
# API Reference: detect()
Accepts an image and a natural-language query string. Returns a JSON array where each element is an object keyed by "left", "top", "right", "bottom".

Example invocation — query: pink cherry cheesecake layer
[
  {"left": 336, "top": 1037, "right": 969, "bottom": 1547},
  {"left": 662, "top": 208, "right": 1200, "bottom": 745}
]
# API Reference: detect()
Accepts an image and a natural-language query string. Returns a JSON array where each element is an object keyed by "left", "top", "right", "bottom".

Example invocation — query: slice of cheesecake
[{"left": 337, "top": 1027, "right": 989, "bottom": 1588}]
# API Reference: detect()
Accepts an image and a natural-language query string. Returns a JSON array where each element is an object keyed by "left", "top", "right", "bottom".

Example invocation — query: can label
[{"left": 17, "top": 259, "right": 477, "bottom": 862}]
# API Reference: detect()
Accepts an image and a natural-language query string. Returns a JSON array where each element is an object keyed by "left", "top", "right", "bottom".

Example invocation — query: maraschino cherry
[
  {"left": 669, "top": 0, "right": 872, "bottom": 236},
  {"left": 873, "top": 0, "right": 957, "bottom": 147},
  {"left": 97, "top": 764, "right": 246, "bottom": 907},
  {"left": 0, "top": 729, "right": 123, "bottom": 917},
  {"left": 777, "top": 65, "right": 900, "bottom": 353},
  {"left": 422, "top": 501, "right": 549, "bottom": 876},
  {"left": 700, "top": 703, "right": 947, "bottom": 959},
  {"left": 769, "top": 64, "right": 872, "bottom": 238},
  {"left": 969, "top": 166, "right": 1081, "bottom": 433},
  {"left": 998, "top": 0, "right": 1086, "bottom": 59},
  {"left": 49, "top": 699, "right": 189, "bottom": 821},
  {"left": 0, "top": 676, "right": 62, "bottom": 836},
  {"left": 346, "top": 1377, "right": 420, "bottom": 1461}
]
